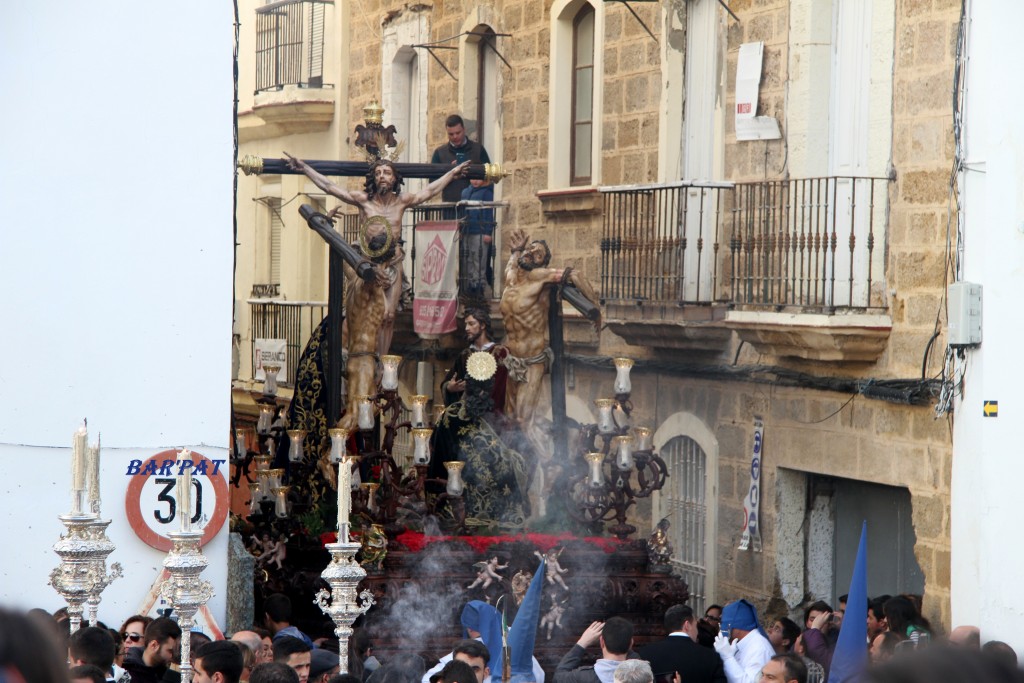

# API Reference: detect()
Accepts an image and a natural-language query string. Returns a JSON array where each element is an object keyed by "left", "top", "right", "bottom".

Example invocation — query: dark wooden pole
[
  {"left": 326, "top": 250, "right": 344, "bottom": 427},
  {"left": 549, "top": 287, "right": 568, "bottom": 463}
]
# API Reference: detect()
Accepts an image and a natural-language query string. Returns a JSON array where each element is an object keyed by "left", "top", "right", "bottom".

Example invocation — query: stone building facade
[{"left": 234, "top": 0, "right": 958, "bottom": 627}]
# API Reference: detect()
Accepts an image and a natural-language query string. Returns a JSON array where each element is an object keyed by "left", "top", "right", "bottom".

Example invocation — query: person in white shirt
[{"left": 713, "top": 600, "right": 776, "bottom": 683}]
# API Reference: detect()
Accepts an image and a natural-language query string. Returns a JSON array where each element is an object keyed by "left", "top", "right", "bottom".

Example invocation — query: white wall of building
[
  {"left": 952, "top": 0, "right": 1024, "bottom": 650},
  {"left": 0, "top": 3, "right": 232, "bottom": 624}
]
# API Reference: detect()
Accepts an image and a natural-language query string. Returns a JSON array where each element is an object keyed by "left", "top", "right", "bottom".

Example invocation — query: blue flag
[{"left": 828, "top": 522, "right": 868, "bottom": 683}]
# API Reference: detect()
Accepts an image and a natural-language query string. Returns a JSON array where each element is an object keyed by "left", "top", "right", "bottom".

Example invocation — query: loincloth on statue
[{"left": 503, "top": 347, "right": 553, "bottom": 384}]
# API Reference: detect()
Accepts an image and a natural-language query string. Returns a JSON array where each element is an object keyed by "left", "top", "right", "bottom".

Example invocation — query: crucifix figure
[{"left": 285, "top": 153, "right": 469, "bottom": 360}]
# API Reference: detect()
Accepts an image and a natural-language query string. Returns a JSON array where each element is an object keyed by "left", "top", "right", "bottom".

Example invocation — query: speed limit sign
[{"left": 124, "top": 450, "right": 230, "bottom": 551}]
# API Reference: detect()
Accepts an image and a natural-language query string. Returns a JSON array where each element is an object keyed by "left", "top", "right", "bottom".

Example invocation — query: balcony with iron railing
[
  {"left": 248, "top": 299, "right": 328, "bottom": 387},
  {"left": 600, "top": 176, "right": 894, "bottom": 361},
  {"left": 243, "top": 0, "right": 335, "bottom": 141}
]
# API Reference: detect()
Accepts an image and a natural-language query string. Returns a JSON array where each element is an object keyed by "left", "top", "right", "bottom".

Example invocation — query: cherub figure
[
  {"left": 249, "top": 532, "right": 270, "bottom": 557},
  {"left": 540, "top": 596, "right": 568, "bottom": 640},
  {"left": 647, "top": 517, "right": 673, "bottom": 567},
  {"left": 467, "top": 556, "right": 507, "bottom": 590},
  {"left": 258, "top": 535, "right": 287, "bottom": 570},
  {"left": 510, "top": 570, "right": 532, "bottom": 606},
  {"left": 534, "top": 548, "right": 569, "bottom": 591}
]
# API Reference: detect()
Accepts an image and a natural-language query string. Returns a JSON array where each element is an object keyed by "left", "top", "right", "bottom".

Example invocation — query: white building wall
[
  {"left": 0, "top": 3, "right": 232, "bottom": 624},
  {"left": 953, "top": 0, "right": 1024, "bottom": 650}
]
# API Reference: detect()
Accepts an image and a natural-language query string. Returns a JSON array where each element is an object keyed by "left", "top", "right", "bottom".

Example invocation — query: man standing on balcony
[
  {"left": 432, "top": 115, "right": 491, "bottom": 203},
  {"left": 500, "top": 228, "right": 600, "bottom": 511}
]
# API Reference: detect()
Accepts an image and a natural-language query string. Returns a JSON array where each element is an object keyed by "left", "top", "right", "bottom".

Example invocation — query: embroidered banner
[
  {"left": 738, "top": 416, "right": 764, "bottom": 552},
  {"left": 413, "top": 220, "right": 459, "bottom": 337}
]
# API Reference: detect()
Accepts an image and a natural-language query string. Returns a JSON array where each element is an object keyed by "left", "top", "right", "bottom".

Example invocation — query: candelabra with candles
[
  {"left": 50, "top": 422, "right": 121, "bottom": 634},
  {"left": 160, "top": 449, "right": 214, "bottom": 683},
  {"left": 346, "top": 354, "right": 438, "bottom": 535},
  {"left": 315, "top": 458, "right": 376, "bottom": 673},
  {"left": 568, "top": 358, "right": 669, "bottom": 540},
  {"left": 234, "top": 351, "right": 469, "bottom": 555}
]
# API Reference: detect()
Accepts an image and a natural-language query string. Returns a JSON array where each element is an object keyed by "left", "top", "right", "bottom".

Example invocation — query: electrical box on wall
[{"left": 948, "top": 282, "right": 982, "bottom": 347}]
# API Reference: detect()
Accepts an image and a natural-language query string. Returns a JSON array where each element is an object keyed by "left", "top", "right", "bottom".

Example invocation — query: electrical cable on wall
[{"left": 935, "top": 0, "right": 971, "bottom": 418}]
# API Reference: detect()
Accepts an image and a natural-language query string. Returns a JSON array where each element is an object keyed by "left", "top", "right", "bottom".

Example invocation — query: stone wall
[{"left": 572, "top": 363, "right": 952, "bottom": 627}]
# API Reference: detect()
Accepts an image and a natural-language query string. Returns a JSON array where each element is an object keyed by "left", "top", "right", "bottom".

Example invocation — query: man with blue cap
[{"left": 713, "top": 599, "right": 775, "bottom": 683}]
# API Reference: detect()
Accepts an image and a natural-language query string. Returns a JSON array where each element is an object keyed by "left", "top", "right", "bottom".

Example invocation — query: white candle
[
  {"left": 177, "top": 449, "right": 192, "bottom": 532},
  {"left": 595, "top": 399, "right": 617, "bottom": 434},
  {"left": 585, "top": 452, "right": 605, "bottom": 487},
  {"left": 381, "top": 355, "right": 401, "bottom": 391},
  {"left": 71, "top": 424, "right": 87, "bottom": 514},
  {"left": 613, "top": 358, "right": 634, "bottom": 395},
  {"left": 328, "top": 428, "right": 348, "bottom": 463},
  {"left": 613, "top": 435, "right": 634, "bottom": 471},
  {"left": 357, "top": 397, "right": 375, "bottom": 430},
  {"left": 412, "top": 428, "right": 433, "bottom": 465},
  {"left": 87, "top": 434, "right": 101, "bottom": 507},
  {"left": 338, "top": 459, "right": 351, "bottom": 542},
  {"left": 410, "top": 395, "right": 429, "bottom": 428}
]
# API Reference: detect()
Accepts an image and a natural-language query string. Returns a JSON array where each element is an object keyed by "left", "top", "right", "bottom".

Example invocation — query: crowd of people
[{"left": 3, "top": 590, "right": 1023, "bottom": 683}]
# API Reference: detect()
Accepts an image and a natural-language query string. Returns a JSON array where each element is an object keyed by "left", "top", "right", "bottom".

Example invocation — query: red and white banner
[{"left": 413, "top": 221, "right": 459, "bottom": 337}]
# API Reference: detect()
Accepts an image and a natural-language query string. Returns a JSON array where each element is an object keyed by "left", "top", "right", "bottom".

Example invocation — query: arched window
[
  {"left": 571, "top": 5, "right": 595, "bottom": 185},
  {"left": 661, "top": 434, "right": 710, "bottom": 613},
  {"left": 549, "top": 0, "right": 603, "bottom": 188}
]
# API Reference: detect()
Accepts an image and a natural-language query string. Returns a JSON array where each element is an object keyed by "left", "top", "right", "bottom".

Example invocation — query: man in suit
[{"left": 637, "top": 605, "right": 726, "bottom": 683}]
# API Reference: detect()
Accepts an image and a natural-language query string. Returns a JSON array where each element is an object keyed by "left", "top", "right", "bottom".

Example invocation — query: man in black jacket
[
  {"left": 431, "top": 115, "right": 491, "bottom": 203},
  {"left": 637, "top": 605, "right": 726, "bottom": 683}
]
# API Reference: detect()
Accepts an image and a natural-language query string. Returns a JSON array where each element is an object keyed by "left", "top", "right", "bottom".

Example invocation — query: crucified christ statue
[{"left": 285, "top": 153, "right": 469, "bottom": 358}]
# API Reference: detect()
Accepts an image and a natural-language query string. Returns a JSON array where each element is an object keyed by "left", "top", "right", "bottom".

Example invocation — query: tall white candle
[
  {"left": 177, "top": 448, "right": 193, "bottom": 532},
  {"left": 87, "top": 434, "right": 101, "bottom": 507},
  {"left": 71, "top": 424, "right": 87, "bottom": 514},
  {"left": 337, "top": 459, "right": 351, "bottom": 543}
]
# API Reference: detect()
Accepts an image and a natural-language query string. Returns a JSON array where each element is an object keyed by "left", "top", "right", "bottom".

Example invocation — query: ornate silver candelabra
[
  {"left": 160, "top": 529, "right": 214, "bottom": 683},
  {"left": 85, "top": 516, "right": 122, "bottom": 626},
  {"left": 50, "top": 511, "right": 109, "bottom": 633},
  {"left": 315, "top": 542, "right": 375, "bottom": 673}
]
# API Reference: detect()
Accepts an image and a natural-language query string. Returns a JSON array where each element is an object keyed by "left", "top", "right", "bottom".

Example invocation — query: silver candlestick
[
  {"left": 50, "top": 511, "right": 105, "bottom": 634},
  {"left": 85, "top": 517, "right": 122, "bottom": 627},
  {"left": 314, "top": 542, "right": 375, "bottom": 673},
  {"left": 160, "top": 529, "right": 214, "bottom": 683}
]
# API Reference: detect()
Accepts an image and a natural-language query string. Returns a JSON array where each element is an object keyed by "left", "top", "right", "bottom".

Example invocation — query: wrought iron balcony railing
[
  {"left": 255, "top": 0, "right": 333, "bottom": 94},
  {"left": 248, "top": 299, "right": 327, "bottom": 385},
  {"left": 600, "top": 176, "right": 890, "bottom": 312},
  {"left": 601, "top": 181, "right": 731, "bottom": 306}
]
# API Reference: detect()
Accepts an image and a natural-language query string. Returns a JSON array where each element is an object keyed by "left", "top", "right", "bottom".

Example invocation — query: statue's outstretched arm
[
  {"left": 284, "top": 152, "right": 366, "bottom": 207},
  {"left": 406, "top": 161, "right": 470, "bottom": 206}
]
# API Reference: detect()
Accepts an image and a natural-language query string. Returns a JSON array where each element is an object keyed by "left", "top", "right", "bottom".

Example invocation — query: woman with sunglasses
[{"left": 118, "top": 615, "right": 154, "bottom": 662}]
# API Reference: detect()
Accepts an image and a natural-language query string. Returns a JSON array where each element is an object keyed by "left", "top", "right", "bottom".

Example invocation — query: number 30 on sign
[{"left": 124, "top": 450, "right": 230, "bottom": 551}]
